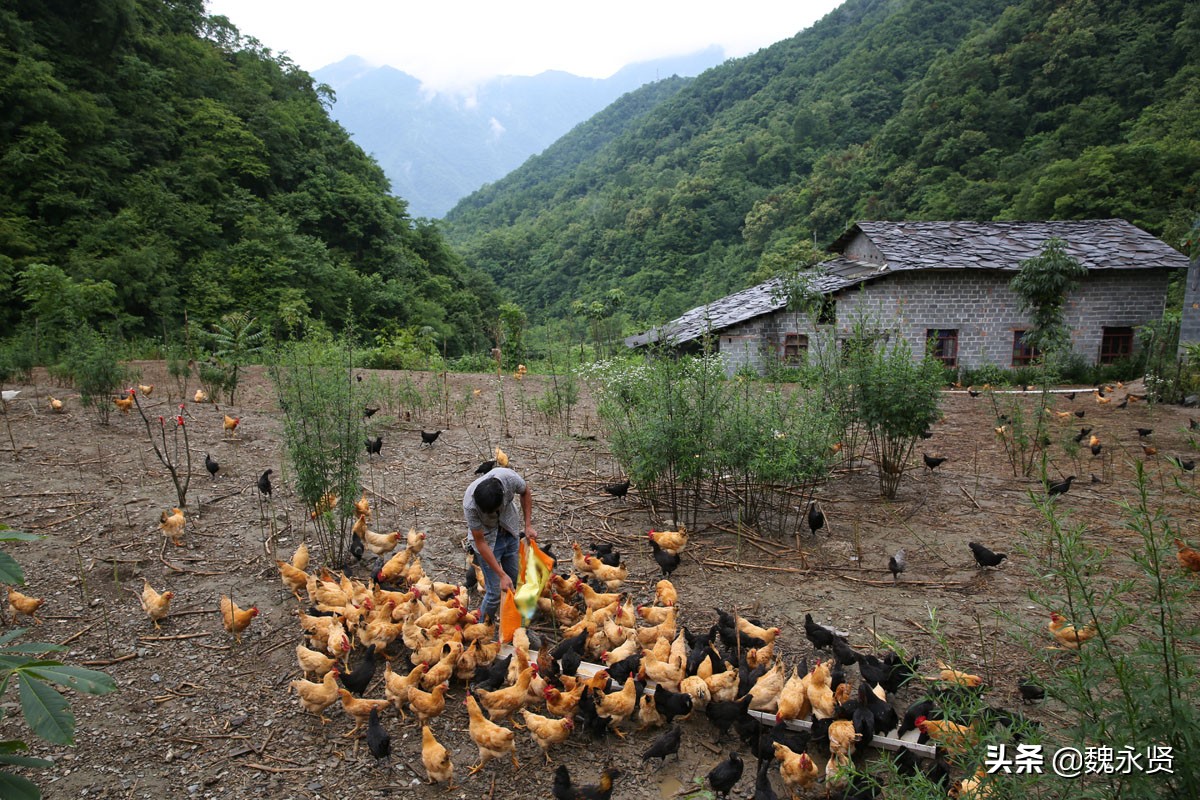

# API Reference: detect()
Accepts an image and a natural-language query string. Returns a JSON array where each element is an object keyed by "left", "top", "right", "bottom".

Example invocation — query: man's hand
[
  {"left": 525, "top": 525, "right": 538, "bottom": 542},
  {"left": 499, "top": 573, "right": 514, "bottom": 594}
]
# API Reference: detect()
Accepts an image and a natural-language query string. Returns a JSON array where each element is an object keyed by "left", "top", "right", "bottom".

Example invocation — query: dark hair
[{"left": 473, "top": 476, "right": 504, "bottom": 513}]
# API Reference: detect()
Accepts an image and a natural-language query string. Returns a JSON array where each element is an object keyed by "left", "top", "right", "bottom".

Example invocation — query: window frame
[
  {"left": 1099, "top": 326, "right": 1134, "bottom": 365},
  {"left": 926, "top": 328, "right": 959, "bottom": 368},
  {"left": 781, "top": 333, "right": 809, "bottom": 366},
  {"left": 1011, "top": 330, "right": 1039, "bottom": 366}
]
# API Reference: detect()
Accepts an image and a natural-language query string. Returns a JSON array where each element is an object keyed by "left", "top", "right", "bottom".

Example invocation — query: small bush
[{"left": 65, "top": 333, "right": 131, "bottom": 424}]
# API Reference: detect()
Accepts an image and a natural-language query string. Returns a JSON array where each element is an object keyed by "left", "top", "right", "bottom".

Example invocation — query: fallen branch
[
  {"left": 700, "top": 558, "right": 810, "bottom": 574},
  {"left": 81, "top": 653, "right": 137, "bottom": 666},
  {"left": 139, "top": 632, "right": 209, "bottom": 641},
  {"left": 244, "top": 763, "right": 312, "bottom": 774}
]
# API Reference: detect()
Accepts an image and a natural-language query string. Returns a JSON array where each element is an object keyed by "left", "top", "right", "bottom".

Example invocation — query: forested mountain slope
[
  {"left": 0, "top": 0, "right": 495, "bottom": 356},
  {"left": 444, "top": 0, "right": 1199, "bottom": 326}
]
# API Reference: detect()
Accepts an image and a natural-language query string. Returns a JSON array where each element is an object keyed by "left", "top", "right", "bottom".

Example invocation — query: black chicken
[
  {"left": 365, "top": 707, "right": 389, "bottom": 762},
  {"left": 204, "top": 453, "right": 219, "bottom": 480},
  {"left": 1047, "top": 475, "right": 1075, "bottom": 497},
  {"left": 419, "top": 429, "right": 441, "bottom": 447},
  {"left": 257, "top": 468, "right": 273, "bottom": 496},
  {"left": 551, "top": 631, "right": 589, "bottom": 661},
  {"left": 707, "top": 752, "right": 744, "bottom": 800},
  {"left": 471, "top": 653, "right": 512, "bottom": 692},
  {"left": 1136, "top": 427, "right": 1153, "bottom": 437},
  {"left": 705, "top": 695, "right": 752, "bottom": 742},
  {"left": 650, "top": 539, "right": 682, "bottom": 577},
  {"left": 922, "top": 452, "right": 947, "bottom": 471},
  {"left": 898, "top": 698, "right": 937, "bottom": 736},
  {"left": 968, "top": 541, "right": 1007, "bottom": 568},
  {"left": 560, "top": 647, "right": 582, "bottom": 677},
  {"left": 475, "top": 459, "right": 496, "bottom": 474},
  {"left": 601, "top": 479, "right": 631, "bottom": 499},
  {"left": 365, "top": 435, "right": 383, "bottom": 456},
  {"left": 340, "top": 644, "right": 377, "bottom": 696},
  {"left": 752, "top": 759, "right": 779, "bottom": 800},
  {"left": 888, "top": 548, "right": 906, "bottom": 582},
  {"left": 652, "top": 686, "right": 693, "bottom": 724},
  {"left": 1017, "top": 678, "right": 1045, "bottom": 703},
  {"left": 363, "top": 406, "right": 379, "bottom": 418},
  {"left": 807, "top": 501, "right": 825, "bottom": 535},
  {"left": 552, "top": 764, "right": 622, "bottom": 800},
  {"left": 641, "top": 723, "right": 682, "bottom": 767},
  {"left": 1073, "top": 426, "right": 1093, "bottom": 443},
  {"left": 830, "top": 635, "right": 861, "bottom": 667},
  {"left": 804, "top": 613, "right": 839, "bottom": 650}
]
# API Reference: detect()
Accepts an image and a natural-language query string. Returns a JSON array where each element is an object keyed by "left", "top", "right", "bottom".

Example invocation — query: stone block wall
[{"left": 717, "top": 268, "right": 1173, "bottom": 375}]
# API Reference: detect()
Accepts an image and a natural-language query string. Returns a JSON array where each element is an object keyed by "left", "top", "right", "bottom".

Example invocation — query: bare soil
[{"left": 0, "top": 365, "right": 1195, "bottom": 799}]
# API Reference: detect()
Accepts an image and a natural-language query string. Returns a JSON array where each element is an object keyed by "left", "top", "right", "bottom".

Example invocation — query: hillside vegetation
[
  {"left": 444, "top": 0, "right": 1200, "bottom": 327},
  {"left": 0, "top": 0, "right": 495, "bottom": 359}
]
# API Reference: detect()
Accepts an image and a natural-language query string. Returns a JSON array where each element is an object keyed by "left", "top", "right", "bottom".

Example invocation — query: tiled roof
[{"left": 627, "top": 219, "right": 1187, "bottom": 348}]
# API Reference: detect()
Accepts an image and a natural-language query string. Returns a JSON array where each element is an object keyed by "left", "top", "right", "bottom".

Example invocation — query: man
[{"left": 463, "top": 466, "right": 537, "bottom": 624}]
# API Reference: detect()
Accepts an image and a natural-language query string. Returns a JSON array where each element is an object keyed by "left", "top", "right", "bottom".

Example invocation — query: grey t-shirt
[{"left": 463, "top": 467, "right": 526, "bottom": 550}]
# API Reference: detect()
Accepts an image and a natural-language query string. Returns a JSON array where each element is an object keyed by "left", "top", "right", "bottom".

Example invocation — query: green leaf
[
  {"left": 0, "top": 770, "right": 41, "bottom": 800},
  {"left": 0, "top": 629, "right": 29, "bottom": 647},
  {"left": 17, "top": 673, "right": 74, "bottom": 745},
  {"left": 0, "top": 741, "right": 26, "bottom": 754},
  {"left": 0, "top": 643, "right": 66, "bottom": 656},
  {"left": 0, "top": 532, "right": 41, "bottom": 543},
  {"left": 24, "top": 664, "right": 116, "bottom": 695},
  {"left": 0, "top": 552, "right": 24, "bottom": 585},
  {"left": 0, "top": 753, "right": 53, "bottom": 769}
]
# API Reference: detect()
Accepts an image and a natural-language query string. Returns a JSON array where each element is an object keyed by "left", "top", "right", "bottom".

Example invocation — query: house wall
[
  {"left": 718, "top": 268, "right": 1172, "bottom": 375},
  {"left": 1181, "top": 258, "right": 1200, "bottom": 354}
]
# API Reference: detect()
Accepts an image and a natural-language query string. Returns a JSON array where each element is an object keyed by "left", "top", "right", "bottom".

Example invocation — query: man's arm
[
  {"left": 471, "top": 527, "right": 513, "bottom": 593},
  {"left": 519, "top": 486, "right": 537, "bottom": 541}
]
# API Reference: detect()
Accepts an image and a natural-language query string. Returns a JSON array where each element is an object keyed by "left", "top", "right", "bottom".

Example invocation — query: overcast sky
[{"left": 203, "top": 0, "right": 844, "bottom": 92}]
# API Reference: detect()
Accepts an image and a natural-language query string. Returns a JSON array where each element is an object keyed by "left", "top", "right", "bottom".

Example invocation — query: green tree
[
  {"left": 206, "top": 312, "right": 266, "bottom": 405},
  {"left": 1009, "top": 237, "right": 1088, "bottom": 355}
]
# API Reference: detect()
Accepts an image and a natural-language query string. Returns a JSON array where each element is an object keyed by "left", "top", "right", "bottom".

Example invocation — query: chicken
[
  {"left": 806, "top": 660, "right": 835, "bottom": 719},
  {"left": 933, "top": 660, "right": 984, "bottom": 688},
  {"left": 276, "top": 560, "right": 308, "bottom": 601},
  {"left": 747, "top": 659, "right": 785, "bottom": 713},
  {"left": 290, "top": 668, "right": 340, "bottom": 723},
  {"left": 362, "top": 529, "right": 402, "bottom": 558},
  {"left": 577, "top": 581, "right": 621, "bottom": 612},
  {"left": 915, "top": 716, "right": 979, "bottom": 757},
  {"left": 223, "top": 414, "right": 240, "bottom": 436},
  {"left": 353, "top": 491, "right": 371, "bottom": 519},
  {"left": 137, "top": 383, "right": 154, "bottom": 396},
  {"left": 1173, "top": 539, "right": 1200, "bottom": 572},
  {"left": 383, "top": 661, "right": 427, "bottom": 717},
  {"left": 774, "top": 743, "right": 819, "bottom": 795},
  {"left": 828, "top": 718, "right": 859, "bottom": 758},
  {"left": 474, "top": 665, "right": 537, "bottom": 722},
  {"left": 193, "top": 388, "right": 208, "bottom": 403},
  {"left": 296, "top": 643, "right": 337, "bottom": 678},
  {"left": 47, "top": 396, "right": 64, "bottom": 413},
  {"left": 7, "top": 588, "right": 44, "bottom": 625},
  {"left": 219, "top": 595, "right": 258, "bottom": 642},
  {"left": 678, "top": 674, "right": 711, "bottom": 710},
  {"left": 544, "top": 682, "right": 587, "bottom": 718},
  {"left": 310, "top": 492, "right": 338, "bottom": 519},
  {"left": 553, "top": 764, "right": 622, "bottom": 800},
  {"left": 494, "top": 445, "right": 509, "bottom": 468},
  {"left": 159, "top": 507, "right": 185, "bottom": 546},
  {"left": 465, "top": 694, "right": 518, "bottom": 774},
  {"left": 375, "top": 548, "right": 412, "bottom": 585},
  {"left": 139, "top": 579, "right": 174, "bottom": 629},
  {"left": 654, "top": 579, "right": 677, "bottom": 607},
  {"left": 521, "top": 708, "right": 574, "bottom": 762},
  {"left": 704, "top": 668, "right": 741, "bottom": 704},
  {"left": 647, "top": 526, "right": 688, "bottom": 554},
  {"left": 596, "top": 675, "right": 639, "bottom": 737},
  {"left": 583, "top": 556, "right": 628, "bottom": 590},
  {"left": 774, "top": 664, "right": 810, "bottom": 724},
  {"left": 113, "top": 394, "right": 134, "bottom": 414},
  {"left": 407, "top": 527, "right": 427, "bottom": 554},
  {"left": 1048, "top": 612, "right": 1098, "bottom": 650},
  {"left": 421, "top": 723, "right": 455, "bottom": 787},
  {"left": 953, "top": 767, "right": 995, "bottom": 800},
  {"left": 337, "top": 688, "right": 390, "bottom": 737},
  {"left": 422, "top": 641, "right": 464, "bottom": 689},
  {"left": 408, "top": 681, "right": 450, "bottom": 724},
  {"left": 736, "top": 615, "right": 781, "bottom": 644}
]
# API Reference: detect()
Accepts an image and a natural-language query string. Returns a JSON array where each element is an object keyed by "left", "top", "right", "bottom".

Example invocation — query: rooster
[{"left": 223, "top": 414, "right": 240, "bottom": 437}]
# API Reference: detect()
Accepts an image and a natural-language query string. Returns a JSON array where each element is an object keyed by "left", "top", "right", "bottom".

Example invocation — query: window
[
  {"left": 782, "top": 333, "right": 808, "bottom": 365},
  {"left": 1012, "top": 330, "right": 1039, "bottom": 366},
  {"left": 1100, "top": 327, "right": 1134, "bottom": 364},
  {"left": 926, "top": 329, "right": 958, "bottom": 367}
]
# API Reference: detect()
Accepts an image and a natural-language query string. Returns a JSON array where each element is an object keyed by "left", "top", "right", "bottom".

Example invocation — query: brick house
[{"left": 626, "top": 220, "right": 1189, "bottom": 376}]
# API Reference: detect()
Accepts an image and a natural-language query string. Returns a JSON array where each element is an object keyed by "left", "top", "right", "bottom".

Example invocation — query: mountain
[
  {"left": 314, "top": 47, "right": 725, "bottom": 218},
  {"left": 443, "top": 0, "right": 1199, "bottom": 327},
  {"left": 0, "top": 2, "right": 496, "bottom": 356}
]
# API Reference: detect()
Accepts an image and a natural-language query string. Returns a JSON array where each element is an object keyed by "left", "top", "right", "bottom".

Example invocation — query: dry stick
[
  {"left": 82, "top": 653, "right": 137, "bottom": 667},
  {"left": 700, "top": 558, "right": 808, "bottom": 574},
  {"left": 59, "top": 624, "right": 96, "bottom": 646},
  {"left": 139, "top": 632, "right": 209, "bottom": 642},
  {"left": 958, "top": 483, "right": 983, "bottom": 511}
]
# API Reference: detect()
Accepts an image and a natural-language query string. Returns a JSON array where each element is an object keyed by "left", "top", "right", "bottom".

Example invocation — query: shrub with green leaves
[
  {"left": 269, "top": 335, "right": 366, "bottom": 565},
  {"left": 64, "top": 333, "right": 131, "bottom": 425},
  {"left": 0, "top": 529, "right": 117, "bottom": 800},
  {"left": 205, "top": 312, "right": 266, "bottom": 405}
]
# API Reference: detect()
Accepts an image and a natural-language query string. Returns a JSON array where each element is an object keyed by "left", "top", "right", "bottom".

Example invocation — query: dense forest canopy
[
  {"left": 0, "top": 0, "right": 496, "bottom": 358},
  {"left": 443, "top": 0, "right": 1200, "bottom": 329}
]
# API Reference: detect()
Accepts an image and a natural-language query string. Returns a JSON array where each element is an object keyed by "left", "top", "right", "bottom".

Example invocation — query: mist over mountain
[{"left": 315, "top": 47, "right": 726, "bottom": 217}]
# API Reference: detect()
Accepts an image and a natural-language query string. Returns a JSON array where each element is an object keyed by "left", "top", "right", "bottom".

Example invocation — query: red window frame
[{"left": 926, "top": 329, "right": 958, "bottom": 367}]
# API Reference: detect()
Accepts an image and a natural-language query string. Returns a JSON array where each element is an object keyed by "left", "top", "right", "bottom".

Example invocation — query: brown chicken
[
  {"left": 159, "top": 507, "right": 185, "bottom": 546},
  {"left": 582, "top": 556, "right": 628, "bottom": 590},
  {"left": 291, "top": 541, "right": 310, "bottom": 572},
  {"left": 596, "top": 675, "right": 639, "bottom": 737},
  {"left": 654, "top": 579, "right": 677, "bottom": 607},
  {"left": 828, "top": 719, "right": 860, "bottom": 758},
  {"left": 407, "top": 527, "right": 427, "bottom": 554},
  {"left": 353, "top": 491, "right": 371, "bottom": 519},
  {"left": 494, "top": 445, "right": 509, "bottom": 468},
  {"left": 735, "top": 615, "right": 781, "bottom": 644},
  {"left": 193, "top": 388, "right": 208, "bottom": 403},
  {"left": 465, "top": 695, "right": 518, "bottom": 774},
  {"left": 933, "top": 660, "right": 984, "bottom": 688},
  {"left": 475, "top": 665, "right": 537, "bottom": 723},
  {"left": 544, "top": 682, "right": 586, "bottom": 719},
  {"left": 113, "top": 394, "right": 134, "bottom": 414},
  {"left": 219, "top": 595, "right": 259, "bottom": 643},
  {"left": 521, "top": 708, "right": 574, "bottom": 762},
  {"left": 47, "top": 396, "right": 64, "bottom": 412},
  {"left": 748, "top": 659, "right": 785, "bottom": 713},
  {"left": 775, "top": 664, "right": 811, "bottom": 724},
  {"left": 7, "top": 588, "right": 44, "bottom": 625},
  {"left": 337, "top": 688, "right": 390, "bottom": 737},
  {"left": 647, "top": 526, "right": 688, "bottom": 554},
  {"left": 223, "top": 414, "right": 240, "bottom": 436},
  {"left": 421, "top": 723, "right": 455, "bottom": 787},
  {"left": 139, "top": 579, "right": 174, "bottom": 629},
  {"left": 290, "top": 668, "right": 340, "bottom": 723},
  {"left": 384, "top": 662, "right": 428, "bottom": 717},
  {"left": 296, "top": 643, "right": 337, "bottom": 677},
  {"left": 408, "top": 681, "right": 451, "bottom": 724},
  {"left": 363, "top": 529, "right": 402, "bottom": 558},
  {"left": 916, "top": 716, "right": 979, "bottom": 757},
  {"left": 806, "top": 660, "right": 835, "bottom": 719},
  {"left": 1048, "top": 612, "right": 1098, "bottom": 650},
  {"left": 1173, "top": 539, "right": 1200, "bottom": 572},
  {"left": 422, "top": 641, "right": 464, "bottom": 690},
  {"left": 276, "top": 560, "right": 309, "bottom": 601},
  {"left": 137, "top": 383, "right": 154, "bottom": 396},
  {"left": 775, "top": 743, "right": 819, "bottom": 795}
]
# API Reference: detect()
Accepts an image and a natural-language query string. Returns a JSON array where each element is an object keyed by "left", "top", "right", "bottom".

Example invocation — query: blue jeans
[{"left": 475, "top": 532, "right": 520, "bottom": 622}]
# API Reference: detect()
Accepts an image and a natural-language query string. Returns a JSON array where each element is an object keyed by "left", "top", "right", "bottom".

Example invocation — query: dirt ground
[{"left": 0, "top": 364, "right": 1195, "bottom": 799}]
